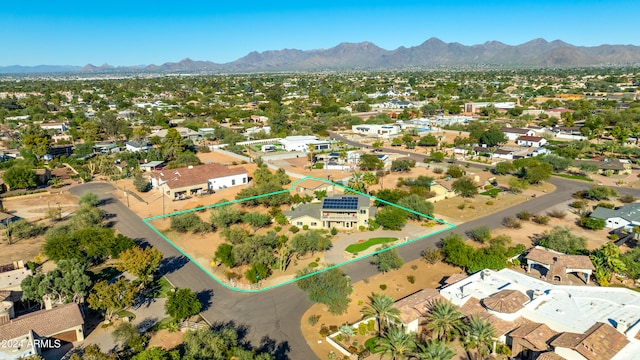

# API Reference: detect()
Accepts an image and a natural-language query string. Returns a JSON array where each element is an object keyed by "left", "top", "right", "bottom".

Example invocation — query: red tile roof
[
  {"left": 482, "top": 289, "right": 529, "bottom": 314},
  {"left": 151, "top": 163, "right": 247, "bottom": 189}
]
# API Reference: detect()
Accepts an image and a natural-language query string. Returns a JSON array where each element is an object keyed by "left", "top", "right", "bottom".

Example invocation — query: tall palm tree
[
  {"left": 423, "top": 300, "right": 466, "bottom": 342},
  {"left": 463, "top": 315, "right": 497, "bottom": 359},
  {"left": 360, "top": 292, "right": 402, "bottom": 337},
  {"left": 414, "top": 339, "right": 455, "bottom": 360},
  {"left": 376, "top": 325, "right": 416, "bottom": 360}
]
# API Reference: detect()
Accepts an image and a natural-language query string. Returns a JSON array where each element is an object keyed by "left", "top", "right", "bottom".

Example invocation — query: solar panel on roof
[{"left": 322, "top": 196, "right": 359, "bottom": 210}]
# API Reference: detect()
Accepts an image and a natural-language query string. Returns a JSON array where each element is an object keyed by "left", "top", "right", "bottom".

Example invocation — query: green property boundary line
[{"left": 142, "top": 176, "right": 456, "bottom": 293}]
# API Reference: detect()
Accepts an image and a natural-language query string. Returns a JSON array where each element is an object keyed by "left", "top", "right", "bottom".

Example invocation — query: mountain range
[{"left": 3, "top": 38, "right": 640, "bottom": 74}]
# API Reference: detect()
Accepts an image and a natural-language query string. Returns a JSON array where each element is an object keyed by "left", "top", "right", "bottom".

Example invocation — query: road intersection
[{"left": 70, "top": 150, "right": 640, "bottom": 359}]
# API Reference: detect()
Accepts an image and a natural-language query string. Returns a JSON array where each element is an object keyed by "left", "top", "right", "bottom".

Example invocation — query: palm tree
[
  {"left": 362, "top": 171, "right": 378, "bottom": 187},
  {"left": 423, "top": 300, "right": 466, "bottom": 342},
  {"left": 360, "top": 292, "right": 402, "bottom": 337},
  {"left": 376, "top": 325, "right": 416, "bottom": 360},
  {"left": 346, "top": 172, "right": 367, "bottom": 194},
  {"left": 414, "top": 339, "right": 455, "bottom": 360},
  {"left": 463, "top": 315, "right": 496, "bottom": 359}
]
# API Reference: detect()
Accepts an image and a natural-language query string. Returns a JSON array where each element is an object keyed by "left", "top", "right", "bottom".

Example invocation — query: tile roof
[
  {"left": 525, "top": 247, "right": 594, "bottom": 270},
  {"left": 551, "top": 323, "right": 629, "bottom": 360},
  {"left": 394, "top": 289, "right": 443, "bottom": 324},
  {"left": 151, "top": 163, "right": 247, "bottom": 189},
  {"left": 481, "top": 289, "right": 529, "bottom": 314},
  {"left": 537, "top": 352, "right": 566, "bottom": 360},
  {"left": 283, "top": 204, "right": 322, "bottom": 221},
  {"left": 0, "top": 303, "right": 83, "bottom": 340},
  {"left": 510, "top": 323, "right": 558, "bottom": 351}
]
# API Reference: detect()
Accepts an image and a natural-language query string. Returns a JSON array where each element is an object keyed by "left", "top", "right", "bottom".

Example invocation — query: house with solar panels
[{"left": 284, "top": 194, "right": 374, "bottom": 230}]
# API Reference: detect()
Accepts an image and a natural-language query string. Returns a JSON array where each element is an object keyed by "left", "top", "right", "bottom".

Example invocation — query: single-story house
[
  {"left": 279, "top": 136, "right": 330, "bottom": 152},
  {"left": 125, "top": 140, "right": 152, "bottom": 153},
  {"left": 295, "top": 179, "right": 335, "bottom": 198},
  {"left": 351, "top": 124, "right": 401, "bottom": 137},
  {"left": 150, "top": 163, "right": 248, "bottom": 200},
  {"left": 590, "top": 202, "right": 640, "bottom": 230},
  {"left": 139, "top": 161, "right": 165, "bottom": 172},
  {"left": 39, "top": 122, "right": 68, "bottom": 133},
  {"left": 573, "top": 158, "right": 631, "bottom": 175},
  {"left": 153, "top": 127, "right": 203, "bottom": 143}
]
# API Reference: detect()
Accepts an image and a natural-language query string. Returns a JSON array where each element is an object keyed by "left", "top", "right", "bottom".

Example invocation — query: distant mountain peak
[{"left": 2, "top": 38, "right": 640, "bottom": 74}]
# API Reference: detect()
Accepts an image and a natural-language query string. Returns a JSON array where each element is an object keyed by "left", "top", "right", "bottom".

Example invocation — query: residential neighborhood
[{"left": 0, "top": 64, "right": 640, "bottom": 360}]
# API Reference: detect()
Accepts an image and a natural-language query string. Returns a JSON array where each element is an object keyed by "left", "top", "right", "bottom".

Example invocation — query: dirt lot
[
  {"left": 0, "top": 191, "right": 80, "bottom": 265},
  {"left": 301, "top": 259, "right": 464, "bottom": 360},
  {"left": 434, "top": 177, "right": 556, "bottom": 224}
]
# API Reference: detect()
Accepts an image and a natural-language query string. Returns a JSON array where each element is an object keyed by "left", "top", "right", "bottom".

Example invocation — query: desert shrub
[
  {"left": 619, "top": 194, "right": 636, "bottom": 203},
  {"left": 503, "top": 217, "right": 522, "bottom": 229},
  {"left": 517, "top": 211, "right": 532, "bottom": 221},
  {"left": 303, "top": 225, "right": 309, "bottom": 230},
  {"left": 548, "top": 210, "right": 566, "bottom": 218},
  {"left": 457, "top": 203, "right": 466, "bottom": 210},
  {"left": 608, "top": 234, "right": 619, "bottom": 241},
  {"left": 570, "top": 200, "right": 587, "bottom": 209},
  {"left": 467, "top": 226, "right": 492, "bottom": 243},
  {"left": 532, "top": 214, "right": 550, "bottom": 225},
  {"left": 289, "top": 225, "right": 300, "bottom": 233},
  {"left": 407, "top": 275, "right": 415, "bottom": 284},
  {"left": 331, "top": 227, "right": 338, "bottom": 236},
  {"left": 308, "top": 314, "right": 321, "bottom": 326},
  {"left": 422, "top": 247, "right": 443, "bottom": 264},
  {"left": 486, "top": 200, "right": 494, "bottom": 205},
  {"left": 379, "top": 284, "right": 387, "bottom": 290}
]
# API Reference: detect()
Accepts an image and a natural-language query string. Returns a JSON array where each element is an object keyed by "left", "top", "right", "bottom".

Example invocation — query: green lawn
[
  {"left": 480, "top": 188, "right": 502, "bottom": 197},
  {"left": 345, "top": 237, "right": 398, "bottom": 254},
  {"left": 552, "top": 173, "right": 593, "bottom": 182}
]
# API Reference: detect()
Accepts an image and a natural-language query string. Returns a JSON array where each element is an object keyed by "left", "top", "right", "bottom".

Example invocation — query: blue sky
[{"left": 1, "top": 0, "right": 638, "bottom": 66}]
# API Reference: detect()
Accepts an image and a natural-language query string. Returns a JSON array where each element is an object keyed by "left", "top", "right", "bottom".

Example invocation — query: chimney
[
  {"left": 616, "top": 319, "right": 629, "bottom": 334},
  {"left": 43, "top": 294, "right": 53, "bottom": 310}
]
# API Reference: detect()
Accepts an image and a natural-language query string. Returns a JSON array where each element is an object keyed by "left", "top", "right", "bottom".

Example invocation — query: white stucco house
[
  {"left": 589, "top": 202, "right": 640, "bottom": 230},
  {"left": 279, "top": 136, "right": 330, "bottom": 152},
  {"left": 516, "top": 135, "right": 547, "bottom": 147},
  {"left": 150, "top": 163, "right": 248, "bottom": 200},
  {"left": 351, "top": 124, "right": 400, "bottom": 137}
]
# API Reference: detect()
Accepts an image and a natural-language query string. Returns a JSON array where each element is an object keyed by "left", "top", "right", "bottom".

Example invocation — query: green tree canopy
[
  {"left": 478, "top": 128, "right": 506, "bottom": 147},
  {"left": 452, "top": 177, "right": 478, "bottom": 198},
  {"left": 21, "top": 258, "right": 92, "bottom": 305},
  {"left": 375, "top": 206, "right": 408, "bottom": 230},
  {"left": 538, "top": 226, "right": 588, "bottom": 254},
  {"left": 3, "top": 165, "right": 37, "bottom": 190},
  {"left": 372, "top": 246, "right": 404, "bottom": 272},
  {"left": 297, "top": 267, "right": 352, "bottom": 315},
  {"left": 165, "top": 288, "right": 202, "bottom": 321},
  {"left": 397, "top": 194, "right": 434, "bottom": 219}
]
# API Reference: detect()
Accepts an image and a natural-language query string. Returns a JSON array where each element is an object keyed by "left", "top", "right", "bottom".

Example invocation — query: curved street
[{"left": 70, "top": 144, "right": 640, "bottom": 359}]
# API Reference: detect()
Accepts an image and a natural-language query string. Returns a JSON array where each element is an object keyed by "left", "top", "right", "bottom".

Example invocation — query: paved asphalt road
[{"left": 70, "top": 143, "right": 640, "bottom": 359}]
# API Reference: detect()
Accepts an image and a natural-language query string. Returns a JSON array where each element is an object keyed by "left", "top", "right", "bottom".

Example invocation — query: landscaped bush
[
  {"left": 407, "top": 275, "right": 415, "bottom": 284},
  {"left": 595, "top": 202, "right": 615, "bottom": 209},
  {"left": 579, "top": 217, "right": 606, "bottom": 230},
  {"left": 170, "top": 213, "right": 210, "bottom": 233},
  {"left": 289, "top": 225, "right": 300, "bottom": 233}
]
